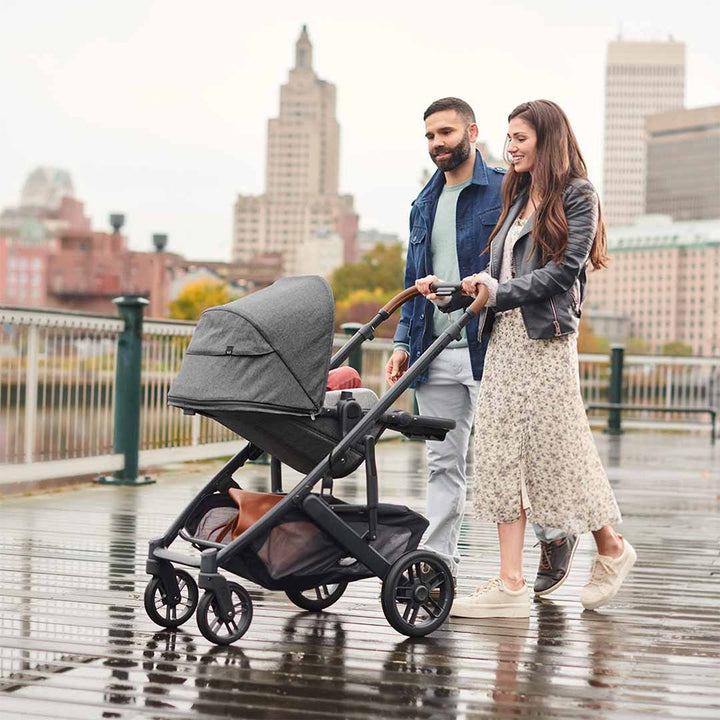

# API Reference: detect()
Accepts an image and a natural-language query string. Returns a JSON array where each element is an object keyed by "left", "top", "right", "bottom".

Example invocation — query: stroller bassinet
[{"left": 145, "top": 275, "right": 488, "bottom": 644}]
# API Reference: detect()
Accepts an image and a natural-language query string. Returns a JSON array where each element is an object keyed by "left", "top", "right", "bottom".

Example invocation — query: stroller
[{"left": 144, "top": 275, "right": 487, "bottom": 645}]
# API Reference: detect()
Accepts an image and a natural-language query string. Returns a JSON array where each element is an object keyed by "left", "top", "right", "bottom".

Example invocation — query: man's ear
[{"left": 468, "top": 123, "right": 479, "bottom": 143}]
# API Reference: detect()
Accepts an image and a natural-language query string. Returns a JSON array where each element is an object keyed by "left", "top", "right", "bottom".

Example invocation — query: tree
[
  {"left": 661, "top": 340, "right": 693, "bottom": 357},
  {"left": 625, "top": 336, "right": 650, "bottom": 355},
  {"left": 169, "top": 278, "right": 236, "bottom": 321},
  {"left": 330, "top": 243, "right": 405, "bottom": 303},
  {"left": 334, "top": 287, "right": 400, "bottom": 338}
]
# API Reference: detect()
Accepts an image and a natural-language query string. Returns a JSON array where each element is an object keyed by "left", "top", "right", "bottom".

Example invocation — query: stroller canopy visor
[{"left": 168, "top": 276, "right": 335, "bottom": 415}]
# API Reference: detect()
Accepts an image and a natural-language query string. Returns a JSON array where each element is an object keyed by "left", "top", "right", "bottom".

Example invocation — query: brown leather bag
[{"left": 211, "top": 489, "right": 284, "bottom": 543}]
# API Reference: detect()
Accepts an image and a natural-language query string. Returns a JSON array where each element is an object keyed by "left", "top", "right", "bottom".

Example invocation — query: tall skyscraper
[
  {"left": 232, "top": 26, "right": 358, "bottom": 275},
  {"left": 646, "top": 104, "right": 720, "bottom": 221},
  {"left": 602, "top": 39, "right": 685, "bottom": 226}
]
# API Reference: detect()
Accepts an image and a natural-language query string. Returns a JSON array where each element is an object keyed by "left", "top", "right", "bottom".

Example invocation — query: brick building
[
  {"left": 1, "top": 168, "right": 282, "bottom": 317},
  {"left": 586, "top": 214, "right": 720, "bottom": 356}
]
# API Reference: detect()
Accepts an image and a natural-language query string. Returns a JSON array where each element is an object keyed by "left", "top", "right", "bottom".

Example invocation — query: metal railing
[
  {"left": 581, "top": 351, "right": 720, "bottom": 430},
  {"left": 2, "top": 303, "right": 720, "bottom": 482},
  {"left": 0, "top": 307, "right": 122, "bottom": 465},
  {"left": 140, "top": 319, "right": 236, "bottom": 453},
  {"left": 331, "top": 335, "right": 414, "bottom": 412}
]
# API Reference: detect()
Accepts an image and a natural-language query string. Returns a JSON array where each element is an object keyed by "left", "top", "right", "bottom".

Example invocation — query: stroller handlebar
[
  {"left": 380, "top": 283, "right": 488, "bottom": 317},
  {"left": 331, "top": 283, "right": 487, "bottom": 370},
  {"left": 429, "top": 282, "right": 460, "bottom": 296},
  {"left": 380, "top": 286, "right": 420, "bottom": 315}
]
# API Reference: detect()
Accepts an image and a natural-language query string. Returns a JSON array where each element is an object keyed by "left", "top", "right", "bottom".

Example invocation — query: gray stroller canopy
[{"left": 168, "top": 275, "right": 335, "bottom": 416}]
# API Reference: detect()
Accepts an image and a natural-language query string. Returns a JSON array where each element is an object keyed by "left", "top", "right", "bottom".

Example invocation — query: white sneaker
[
  {"left": 450, "top": 577, "right": 530, "bottom": 618},
  {"left": 581, "top": 537, "right": 637, "bottom": 610}
]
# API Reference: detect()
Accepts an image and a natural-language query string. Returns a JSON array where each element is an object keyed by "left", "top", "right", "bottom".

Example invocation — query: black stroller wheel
[
  {"left": 144, "top": 569, "right": 198, "bottom": 629},
  {"left": 285, "top": 582, "right": 348, "bottom": 611},
  {"left": 381, "top": 550, "right": 454, "bottom": 637},
  {"left": 196, "top": 582, "right": 253, "bottom": 645}
]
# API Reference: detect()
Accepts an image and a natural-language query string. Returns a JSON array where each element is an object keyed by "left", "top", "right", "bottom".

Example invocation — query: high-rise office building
[
  {"left": 232, "top": 26, "right": 358, "bottom": 275},
  {"left": 646, "top": 104, "right": 720, "bottom": 221},
  {"left": 603, "top": 39, "right": 685, "bottom": 226}
]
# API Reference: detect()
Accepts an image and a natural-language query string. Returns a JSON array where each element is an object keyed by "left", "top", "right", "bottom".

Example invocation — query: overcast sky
[{"left": 2, "top": 0, "right": 718, "bottom": 260}]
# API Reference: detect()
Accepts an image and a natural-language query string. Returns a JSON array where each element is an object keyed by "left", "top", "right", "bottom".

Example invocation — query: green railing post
[
  {"left": 606, "top": 344, "right": 625, "bottom": 436},
  {"left": 340, "top": 322, "right": 363, "bottom": 376},
  {"left": 97, "top": 296, "right": 155, "bottom": 485}
]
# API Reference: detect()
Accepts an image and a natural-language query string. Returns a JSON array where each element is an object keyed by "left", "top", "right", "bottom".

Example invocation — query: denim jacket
[{"left": 393, "top": 150, "right": 504, "bottom": 385}]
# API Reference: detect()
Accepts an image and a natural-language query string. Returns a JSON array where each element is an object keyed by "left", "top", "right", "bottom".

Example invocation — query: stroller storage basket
[{"left": 186, "top": 493, "right": 428, "bottom": 593}]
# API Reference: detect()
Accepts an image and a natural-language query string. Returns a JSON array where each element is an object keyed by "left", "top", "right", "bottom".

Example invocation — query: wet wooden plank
[{"left": 1, "top": 433, "right": 719, "bottom": 719}]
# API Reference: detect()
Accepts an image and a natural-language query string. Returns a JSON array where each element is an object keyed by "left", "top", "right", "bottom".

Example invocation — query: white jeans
[
  {"left": 415, "top": 347, "right": 479, "bottom": 573},
  {"left": 415, "top": 347, "right": 566, "bottom": 573}
]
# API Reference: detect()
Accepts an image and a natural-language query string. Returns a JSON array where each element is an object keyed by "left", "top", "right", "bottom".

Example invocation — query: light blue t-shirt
[{"left": 430, "top": 178, "right": 471, "bottom": 347}]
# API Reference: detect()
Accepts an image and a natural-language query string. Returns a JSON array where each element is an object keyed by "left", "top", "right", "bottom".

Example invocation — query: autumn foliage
[
  {"left": 330, "top": 243, "right": 405, "bottom": 338},
  {"left": 169, "top": 278, "right": 237, "bottom": 321}
]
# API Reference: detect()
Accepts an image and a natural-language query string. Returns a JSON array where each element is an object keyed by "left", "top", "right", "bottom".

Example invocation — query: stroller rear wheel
[
  {"left": 144, "top": 569, "right": 199, "bottom": 629},
  {"left": 285, "top": 582, "right": 348, "bottom": 611},
  {"left": 381, "top": 550, "right": 454, "bottom": 637},
  {"left": 196, "top": 582, "right": 253, "bottom": 645}
]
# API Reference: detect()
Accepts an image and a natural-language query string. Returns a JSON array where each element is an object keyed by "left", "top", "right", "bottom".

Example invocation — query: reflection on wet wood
[{"left": 0, "top": 433, "right": 718, "bottom": 719}]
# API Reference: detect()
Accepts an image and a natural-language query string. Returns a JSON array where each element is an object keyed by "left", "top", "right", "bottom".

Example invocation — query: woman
[{"left": 421, "top": 100, "right": 635, "bottom": 618}]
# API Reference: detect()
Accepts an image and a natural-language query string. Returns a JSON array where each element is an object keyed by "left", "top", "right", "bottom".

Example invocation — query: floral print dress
[{"left": 473, "top": 216, "right": 621, "bottom": 534}]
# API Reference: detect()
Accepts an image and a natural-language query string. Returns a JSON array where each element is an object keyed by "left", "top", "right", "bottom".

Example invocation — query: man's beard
[{"left": 430, "top": 134, "right": 472, "bottom": 172}]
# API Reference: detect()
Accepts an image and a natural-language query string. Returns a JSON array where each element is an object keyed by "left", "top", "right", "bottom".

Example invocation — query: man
[{"left": 386, "top": 97, "right": 577, "bottom": 594}]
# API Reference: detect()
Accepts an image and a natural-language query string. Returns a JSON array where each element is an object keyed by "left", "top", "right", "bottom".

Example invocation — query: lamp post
[
  {"left": 340, "top": 322, "right": 363, "bottom": 376},
  {"left": 606, "top": 344, "right": 625, "bottom": 436},
  {"left": 97, "top": 296, "right": 155, "bottom": 485}
]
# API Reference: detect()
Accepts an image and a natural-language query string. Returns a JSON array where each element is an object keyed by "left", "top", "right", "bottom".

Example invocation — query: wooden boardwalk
[{"left": 1, "top": 433, "right": 719, "bottom": 719}]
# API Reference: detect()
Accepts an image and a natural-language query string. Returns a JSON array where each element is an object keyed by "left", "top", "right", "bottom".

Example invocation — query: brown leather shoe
[{"left": 534, "top": 534, "right": 579, "bottom": 596}]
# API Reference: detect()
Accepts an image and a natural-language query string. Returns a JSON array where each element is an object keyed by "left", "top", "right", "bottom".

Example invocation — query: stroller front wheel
[
  {"left": 144, "top": 569, "right": 199, "bottom": 629},
  {"left": 285, "top": 582, "right": 348, "bottom": 611},
  {"left": 196, "top": 582, "right": 253, "bottom": 645},
  {"left": 381, "top": 550, "right": 454, "bottom": 637}
]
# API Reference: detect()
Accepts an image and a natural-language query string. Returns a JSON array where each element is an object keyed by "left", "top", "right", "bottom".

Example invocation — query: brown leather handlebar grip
[
  {"left": 468, "top": 285, "right": 489, "bottom": 314},
  {"left": 381, "top": 286, "right": 420, "bottom": 315}
]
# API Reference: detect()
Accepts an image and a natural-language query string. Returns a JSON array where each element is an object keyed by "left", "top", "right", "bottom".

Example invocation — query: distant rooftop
[
  {"left": 646, "top": 104, "right": 720, "bottom": 135},
  {"left": 20, "top": 167, "right": 75, "bottom": 211},
  {"left": 607, "top": 214, "right": 720, "bottom": 251},
  {"left": 606, "top": 38, "right": 685, "bottom": 64}
]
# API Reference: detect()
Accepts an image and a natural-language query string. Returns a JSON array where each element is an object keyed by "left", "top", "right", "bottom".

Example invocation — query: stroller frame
[{"left": 145, "top": 283, "right": 488, "bottom": 643}]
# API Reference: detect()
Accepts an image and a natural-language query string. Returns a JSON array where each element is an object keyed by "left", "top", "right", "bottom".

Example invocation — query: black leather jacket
[{"left": 480, "top": 178, "right": 598, "bottom": 340}]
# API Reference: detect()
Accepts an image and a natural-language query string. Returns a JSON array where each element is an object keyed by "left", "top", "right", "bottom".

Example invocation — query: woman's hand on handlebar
[
  {"left": 461, "top": 274, "right": 484, "bottom": 297},
  {"left": 461, "top": 272, "right": 497, "bottom": 307}
]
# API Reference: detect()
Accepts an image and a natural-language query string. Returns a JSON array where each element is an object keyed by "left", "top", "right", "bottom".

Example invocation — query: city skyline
[
  {"left": 2, "top": 0, "right": 719, "bottom": 261},
  {"left": 233, "top": 26, "right": 358, "bottom": 276}
]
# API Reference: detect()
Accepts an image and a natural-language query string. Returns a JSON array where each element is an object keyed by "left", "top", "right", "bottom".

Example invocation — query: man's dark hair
[{"left": 423, "top": 97, "right": 476, "bottom": 124}]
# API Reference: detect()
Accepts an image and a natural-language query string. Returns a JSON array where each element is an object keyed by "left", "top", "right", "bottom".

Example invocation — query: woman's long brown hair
[{"left": 491, "top": 100, "right": 608, "bottom": 270}]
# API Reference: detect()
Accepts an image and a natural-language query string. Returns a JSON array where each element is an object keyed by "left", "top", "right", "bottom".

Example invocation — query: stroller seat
[
  {"left": 323, "top": 387, "right": 378, "bottom": 411},
  {"left": 203, "top": 386, "right": 380, "bottom": 479}
]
